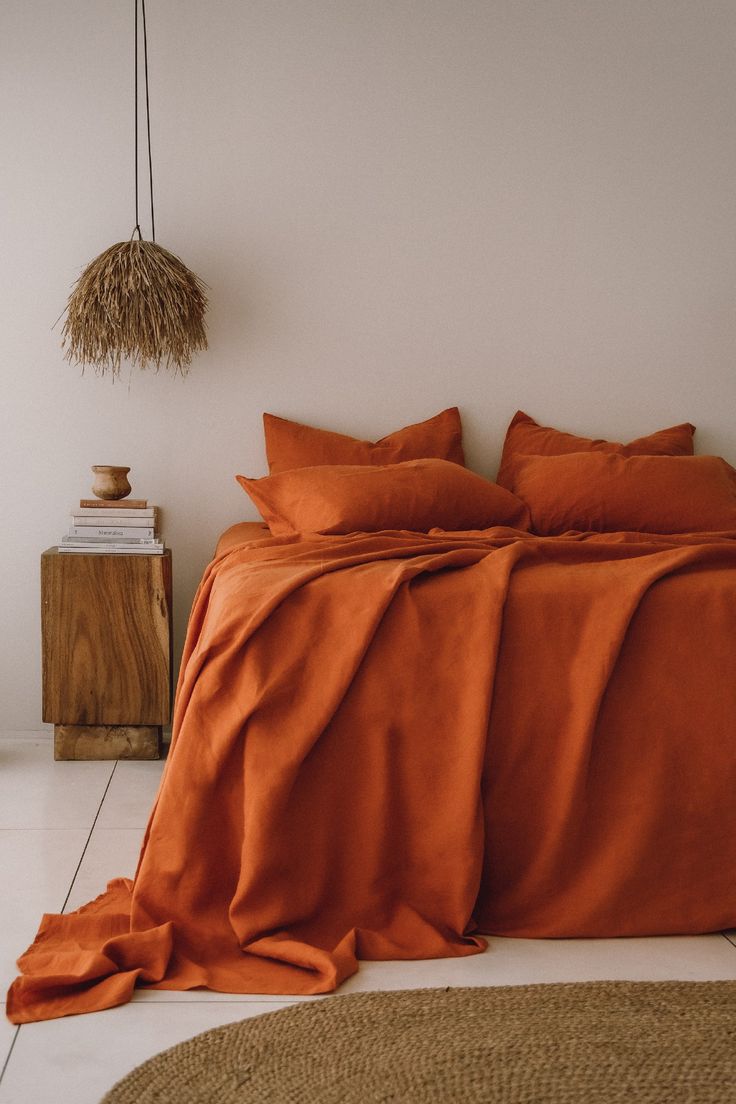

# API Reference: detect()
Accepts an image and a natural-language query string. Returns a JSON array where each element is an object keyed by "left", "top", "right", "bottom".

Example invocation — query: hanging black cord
[
  {"left": 141, "top": 0, "right": 156, "bottom": 242},
  {"left": 133, "top": 0, "right": 141, "bottom": 238},
  {"left": 132, "top": 0, "right": 155, "bottom": 242}
]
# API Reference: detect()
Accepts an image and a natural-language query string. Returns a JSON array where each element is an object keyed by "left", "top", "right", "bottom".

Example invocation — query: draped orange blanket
[{"left": 8, "top": 528, "right": 736, "bottom": 1023}]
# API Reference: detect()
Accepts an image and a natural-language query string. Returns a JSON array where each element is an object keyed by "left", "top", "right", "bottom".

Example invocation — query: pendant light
[{"left": 61, "top": 0, "right": 207, "bottom": 377}]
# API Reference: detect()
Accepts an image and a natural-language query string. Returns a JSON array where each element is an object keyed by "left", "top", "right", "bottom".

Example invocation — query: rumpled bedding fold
[{"left": 8, "top": 528, "right": 736, "bottom": 1023}]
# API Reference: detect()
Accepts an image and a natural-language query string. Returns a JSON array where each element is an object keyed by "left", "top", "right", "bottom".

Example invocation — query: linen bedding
[{"left": 8, "top": 520, "right": 736, "bottom": 1024}]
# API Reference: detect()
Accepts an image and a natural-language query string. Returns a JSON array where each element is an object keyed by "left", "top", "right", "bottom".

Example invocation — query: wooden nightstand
[{"left": 41, "top": 548, "right": 173, "bottom": 760}]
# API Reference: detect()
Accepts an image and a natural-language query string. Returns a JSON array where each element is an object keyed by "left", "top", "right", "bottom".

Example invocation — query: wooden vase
[{"left": 91, "top": 465, "right": 132, "bottom": 500}]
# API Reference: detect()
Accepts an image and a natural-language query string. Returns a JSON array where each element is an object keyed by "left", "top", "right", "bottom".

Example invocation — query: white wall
[{"left": 2, "top": 0, "right": 735, "bottom": 731}]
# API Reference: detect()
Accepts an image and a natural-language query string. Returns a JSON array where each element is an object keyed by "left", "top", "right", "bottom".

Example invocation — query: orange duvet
[{"left": 8, "top": 527, "right": 736, "bottom": 1023}]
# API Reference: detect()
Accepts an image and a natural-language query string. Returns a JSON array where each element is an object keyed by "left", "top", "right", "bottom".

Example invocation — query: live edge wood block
[{"left": 41, "top": 548, "right": 172, "bottom": 760}]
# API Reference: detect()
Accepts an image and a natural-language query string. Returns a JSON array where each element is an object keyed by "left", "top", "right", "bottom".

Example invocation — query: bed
[{"left": 7, "top": 408, "right": 736, "bottom": 1024}]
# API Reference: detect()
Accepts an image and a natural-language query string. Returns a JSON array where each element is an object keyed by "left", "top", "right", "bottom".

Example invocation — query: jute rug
[{"left": 101, "top": 981, "right": 736, "bottom": 1103}]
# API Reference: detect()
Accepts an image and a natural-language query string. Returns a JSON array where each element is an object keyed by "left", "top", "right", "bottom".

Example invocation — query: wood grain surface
[
  {"left": 54, "top": 724, "right": 162, "bottom": 760},
  {"left": 41, "top": 549, "right": 172, "bottom": 726}
]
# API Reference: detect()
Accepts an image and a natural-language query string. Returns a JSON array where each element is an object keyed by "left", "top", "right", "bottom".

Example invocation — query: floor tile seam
[
  {"left": 0, "top": 827, "right": 105, "bottom": 833},
  {"left": 130, "top": 996, "right": 307, "bottom": 1004},
  {"left": 0, "top": 755, "right": 118, "bottom": 835},
  {"left": 61, "top": 762, "right": 119, "bottom": 915},
  {"left": 129, "top": 998, "right": 302, "bottom": 1004},
  {"left": 0, "top": 1027, "right": 20, "bottom": 1089},
  {"left": 0, "top": 735, "right": 53, "bottom": 743},
  {"left": 722, "top": 931, "right": 736, "bottom": 949}
]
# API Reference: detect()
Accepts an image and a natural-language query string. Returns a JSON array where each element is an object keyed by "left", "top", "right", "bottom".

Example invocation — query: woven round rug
[{"left": 102, "top": 981, "right": 736, "bottom": 1103}]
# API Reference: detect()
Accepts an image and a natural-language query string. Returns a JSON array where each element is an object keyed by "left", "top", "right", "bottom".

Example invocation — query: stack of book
[{"left": 58, "top": 499, "right": 164, "bottom": 555}]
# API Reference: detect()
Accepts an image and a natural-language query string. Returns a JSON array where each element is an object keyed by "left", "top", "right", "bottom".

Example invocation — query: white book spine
[
  {"left": 62, "top": 538, "right": 162, "bottom": 547},
  {"left": 70, "top": 515, "right": 156, "bottom": 527},
  {"left": 58, "top": 545, "right": 164, "bottom": 555},
  {"left": 74, "top": 507, "right": 157, "bottom": 518},
  {"left": 62, "top": 536, "right": 161, "bottom": 545},
  {"left": 68, "top": 526, "right": 156, "bottom": 539}
]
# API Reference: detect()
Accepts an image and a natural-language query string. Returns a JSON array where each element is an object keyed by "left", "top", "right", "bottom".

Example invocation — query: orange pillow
[
  {"left": 237, "top": 459, "right": 530, "bottom": 536},
  {"left": 497, "top": 410, "right": 695, "bottom": 489},
  {"left": 511, "top": 453, "right": 736, "bottom": 535},
  {"left": 263, "top": 408, "right": 465, "bottom": 474}
]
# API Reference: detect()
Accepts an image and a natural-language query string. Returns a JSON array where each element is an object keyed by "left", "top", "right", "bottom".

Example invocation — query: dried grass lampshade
[
  {"left": 62, "top": 240, "right": 207, "bottom": 376},
  {"left": 61, "top": 0, "right": 208, "bottom": 378}
]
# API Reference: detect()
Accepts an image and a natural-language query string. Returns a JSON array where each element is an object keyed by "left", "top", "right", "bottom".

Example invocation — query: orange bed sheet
[{"left": 8, "top": 526, "right": 736, "bottom": 1023}]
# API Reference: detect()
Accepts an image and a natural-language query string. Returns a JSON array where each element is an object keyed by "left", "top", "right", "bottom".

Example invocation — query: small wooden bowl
[{"left": 91, "top": 465, "right": 131, "bottom": 500}]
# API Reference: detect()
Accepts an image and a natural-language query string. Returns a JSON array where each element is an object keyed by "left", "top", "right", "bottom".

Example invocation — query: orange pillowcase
[
  {"left": 511, "top": 453, "right": 736, "bottom": 535},
  {"left": 263, "top": 408, "right": 465, "bottom": 474},
  {"left": 237, "top": 458, "right": 530, "bottom": 536},
  {"left": 497, "top": 410, "right": 695, "bottom": 489}
]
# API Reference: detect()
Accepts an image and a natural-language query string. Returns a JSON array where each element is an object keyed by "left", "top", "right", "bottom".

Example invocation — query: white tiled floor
[{"left": 2, "top": 732, "right": 736, "bottom": 1104}]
